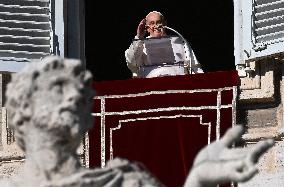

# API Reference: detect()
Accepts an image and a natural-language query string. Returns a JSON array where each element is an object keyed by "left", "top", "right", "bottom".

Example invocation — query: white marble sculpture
[
  {"left": 0, "top": 56, "right": 274, "bottom": 187},
  {"left": 1, "top": 56, "right": 163, "bottom": 187}
]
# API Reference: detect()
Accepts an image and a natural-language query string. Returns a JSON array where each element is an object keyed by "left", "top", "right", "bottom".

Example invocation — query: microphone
[{"left": 155, "top": 24, "right": 164, "bottom": 32}]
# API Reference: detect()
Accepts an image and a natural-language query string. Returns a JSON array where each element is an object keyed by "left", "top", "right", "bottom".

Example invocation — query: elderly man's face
[{"left": 146, "top": 12, "right": 166, "bottom": 38}]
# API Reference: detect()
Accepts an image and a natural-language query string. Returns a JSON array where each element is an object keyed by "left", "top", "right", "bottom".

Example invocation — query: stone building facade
[
  {"left": 233, "top": 0, "right": 284, "bottom": 185},
  {"left": 237, "top": 59, "right": 284, "bottom": 186},
  {"left": 0, "top": 0, "right": 284, "bottom": 186}
]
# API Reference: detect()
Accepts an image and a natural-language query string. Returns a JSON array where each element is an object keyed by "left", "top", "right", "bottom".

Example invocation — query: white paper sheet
[{"left": 144, "top": 37, "right": 185, "bottom": 65}]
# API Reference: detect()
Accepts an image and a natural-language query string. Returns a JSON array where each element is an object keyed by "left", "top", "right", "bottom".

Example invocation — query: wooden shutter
[
  {"left": 0, "top": 0, "right": 51, "bottom": 72},
  {"left": 253, "top": 0, "right": 284, "bottom": 44},
  {"left": 235, "top": 0, "right": 284, "bottom": 65}
]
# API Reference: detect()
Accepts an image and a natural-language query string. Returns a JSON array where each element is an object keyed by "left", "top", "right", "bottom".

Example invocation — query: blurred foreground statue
[
  {"left": 1, "top": 56, "right": 274, "bottom": 187},
  {"left": 1, "top": 56, "right": 162, "bottom": 187}
]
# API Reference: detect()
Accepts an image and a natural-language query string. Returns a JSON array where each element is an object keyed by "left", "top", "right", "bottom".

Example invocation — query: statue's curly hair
[{"left": 5, "top": 56, "right": 95, "bottom": 150}]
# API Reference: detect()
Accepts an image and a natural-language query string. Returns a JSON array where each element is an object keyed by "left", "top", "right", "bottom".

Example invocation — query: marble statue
[{"left": 1, "top": 56, "right": 163, "bottom": 187}]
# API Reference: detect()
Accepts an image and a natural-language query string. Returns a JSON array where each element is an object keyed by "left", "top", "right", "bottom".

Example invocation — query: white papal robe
[{"left": 125, "top": 36, "right": 203, "bottom": 78}]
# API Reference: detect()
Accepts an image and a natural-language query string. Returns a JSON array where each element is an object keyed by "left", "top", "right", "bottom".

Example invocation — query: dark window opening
[{"left": 85, "top": 1, "right": 234, "bottom": 81}]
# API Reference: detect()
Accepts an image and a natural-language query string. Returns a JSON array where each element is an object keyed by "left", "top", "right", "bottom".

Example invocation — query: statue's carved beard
[
  {"left": 33, "top": 99, "right": 92, "bottom": 146},
  {"left": 56, "top": 109, "right": 81, "bottom": 138},
  {"left": 33, "top": 108, "right": 81, "bottom": 142}
]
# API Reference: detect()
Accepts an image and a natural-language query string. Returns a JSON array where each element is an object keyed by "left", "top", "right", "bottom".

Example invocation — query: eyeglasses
[{"left": 146, "top": 20, "right": 163, "bottom": 27}]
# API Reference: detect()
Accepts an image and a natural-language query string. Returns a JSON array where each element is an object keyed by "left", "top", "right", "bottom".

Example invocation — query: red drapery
[{"left": 89, "top": 71, "right": 239, "bottom": 187}]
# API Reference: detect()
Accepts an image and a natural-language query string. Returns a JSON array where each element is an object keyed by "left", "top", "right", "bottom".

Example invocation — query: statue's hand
[{"left": 184, "top": 125, "right": 274, "bottom": 187}]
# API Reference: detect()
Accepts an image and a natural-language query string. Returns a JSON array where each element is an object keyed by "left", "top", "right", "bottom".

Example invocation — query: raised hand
[
  {"left": 136, "top": 18, "right": 147, "bottom": 39},
  {"left": 184, "top": 125, "right": 275, "bottom": 187}
]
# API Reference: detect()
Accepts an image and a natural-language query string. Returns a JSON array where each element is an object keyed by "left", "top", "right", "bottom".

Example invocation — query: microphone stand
[{"left": 163, "top": 26, "right": 193, "bottom": 74}]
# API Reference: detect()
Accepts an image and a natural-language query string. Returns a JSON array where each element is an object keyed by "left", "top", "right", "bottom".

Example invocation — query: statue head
[{"left": 5, "top": 56, "right": 95, "bottom": 153}]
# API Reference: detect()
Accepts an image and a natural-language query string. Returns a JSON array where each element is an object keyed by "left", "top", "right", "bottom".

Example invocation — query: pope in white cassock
[{"left": 125, "top": 11, "right": 203, "bottom": 78}]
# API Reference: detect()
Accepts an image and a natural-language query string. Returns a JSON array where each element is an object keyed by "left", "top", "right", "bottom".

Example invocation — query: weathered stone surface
[
  {"left": 246, "top": 108, "right": 278, "bottom": 128},
  {"left": 238, "top": 140, "right": 284, "bottom": 187},
  {"left": 239, "top": 60, "right": 275, "bottom": 103},
  {"left": 238, "top": 58, "right": 284, "bottom": 186},
  {"left": 0, "top": 161, "right": 24, "bottom": 180},
  {"left": 0, "top": 73, "right": 25, "bottom": 179}
]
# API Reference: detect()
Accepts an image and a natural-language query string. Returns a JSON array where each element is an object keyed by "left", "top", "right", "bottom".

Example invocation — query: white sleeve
[{"left": 125, "top": 37, "right": 146, "bottom": 76}]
